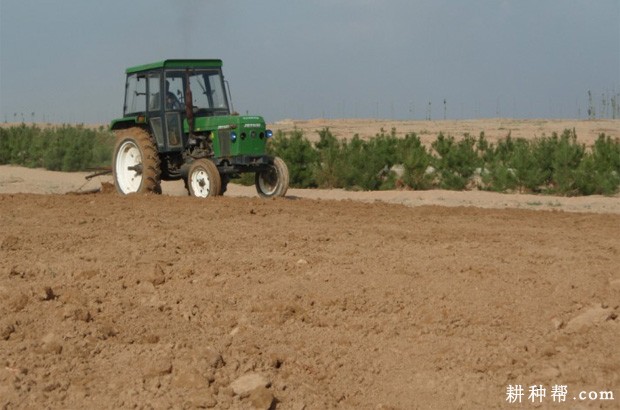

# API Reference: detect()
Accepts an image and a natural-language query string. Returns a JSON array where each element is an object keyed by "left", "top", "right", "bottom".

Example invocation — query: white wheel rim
[
  {"left": 258, "top": 168, "right": 278, "bottom": 196},
  {"left": 115, "top": 141, "right": 142, "bottom": 194},
  {"left": 190, "top": 168, "right": 211, "bottom": 197}
]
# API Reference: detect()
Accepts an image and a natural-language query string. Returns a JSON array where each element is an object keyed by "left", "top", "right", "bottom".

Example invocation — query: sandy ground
[
  {"left": 269, "top": 118, "right": 620, "bottom": 145},
  {"left": 0, "top": 165, "right": 619, "bottom": 409},
  {"left": 1, "top": 165, "right": 619, "bottom": 215}
]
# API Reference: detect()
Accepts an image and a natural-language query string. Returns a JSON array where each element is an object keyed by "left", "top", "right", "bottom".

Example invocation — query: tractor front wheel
[
  {"left": 187, "top": 159, "right": 221, "bottom": 198},
  {"left": 255, "top": 156, "right": 289, "bottom": 198},
  {"left": 113, "top": 128, "right": 161, "bottom": 195}
]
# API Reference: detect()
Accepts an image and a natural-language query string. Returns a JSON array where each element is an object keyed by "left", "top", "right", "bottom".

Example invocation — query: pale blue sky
[{"left": 1, "top": 0, "right": 619, "bottom": 123}]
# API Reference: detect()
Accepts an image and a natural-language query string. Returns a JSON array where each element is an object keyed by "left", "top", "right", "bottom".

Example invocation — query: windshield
[{"left": 165, "top": 69, "right": 230, "bottom": 114}]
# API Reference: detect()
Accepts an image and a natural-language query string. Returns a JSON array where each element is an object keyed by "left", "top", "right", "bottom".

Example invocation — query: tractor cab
[{"left": 120, "top": 60, "right": 230, "bottom": 153}]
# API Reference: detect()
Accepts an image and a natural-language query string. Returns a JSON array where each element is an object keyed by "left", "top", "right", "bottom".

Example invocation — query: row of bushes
[
  {"left": 0, "top": 124, "right": 115, "bottom": 172},
  {"left": 1, "top": 123, "right": 618, "bottom": 196},
  {"left": 266, "top": 128, "right": 620, "bottom": 196}
]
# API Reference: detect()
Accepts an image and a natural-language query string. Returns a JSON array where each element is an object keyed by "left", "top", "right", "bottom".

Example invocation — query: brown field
[
  {"left": 1, "top": 118, "right": 619, "bottom": 409},
  {"left": 1, "top": 192, "right": 619, "bottom": 409}
]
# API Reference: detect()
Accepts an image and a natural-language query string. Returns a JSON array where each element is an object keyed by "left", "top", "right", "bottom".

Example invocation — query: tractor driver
[
  {"left": 164, "top": 80, "right": 182, "bottom": 110},
  {"left": 151, "top": 80, "right": 182, "bottom": 111}
]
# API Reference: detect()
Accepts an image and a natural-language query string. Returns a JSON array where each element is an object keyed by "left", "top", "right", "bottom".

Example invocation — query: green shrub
[
  {"left": 509, "top": 138, "right": 547, "bottom": 192},
  {"left": 0, "top": 123, "right": 37, "bottom": 165},
  {"left": 572, "top": 134, "right": 620, "bottom": 195},
  {"left": 236, "top": 172, "right": 255, "bottom": 186},
  {"left": 431, "top": 133, "right": 481, "bottom": 190},
  {"left": 314, "top": 128, "right": 342, "bottom": 188},
  {"left": 0, "top": 124, "right": 114, "bottom": 171},
  {"left": 592, "top": 133, "right": 620, "bottom": 173},
  {"left": 92, "top": 127, "right": 116, "bottom": 167},
  {"left": 335, "top": 134, "right": 397, "bottom": 190},
  {"left": 477, "top": 132, "right": 495, "bottom": 164},
  {"left": 313, "top": 127, "right": 400, "bottom": 190},
  {"left": 335, "top": 136, "right": 368, "bottom": 189},
  {"left": 492, "top": 134, "right": 516, "bottom": 163},
  {"left": 398, "top": 132, "right": 434, "bottom": 190},
  {"left": 362, "top": 129, "right": 399, "bottom": 190},
  {"left": 42, "top": 131, "right": 66, "bottom": 171},
  {"left": 266, "top": 129, "right": 318, "bottom": 188},
  {"left": 483, "top": 161, "right": 518, "bottom": 192},
  {"left": 548, "top": 129, "right": 585, "bottom": 195}
]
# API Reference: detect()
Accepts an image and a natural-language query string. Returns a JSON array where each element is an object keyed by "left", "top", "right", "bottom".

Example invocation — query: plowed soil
[{"left": 1, "top": 190, "right": 619, "bottom": 409}]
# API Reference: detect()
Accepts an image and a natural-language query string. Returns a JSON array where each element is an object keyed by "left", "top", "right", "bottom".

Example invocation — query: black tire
[
  {"left": 219, "top": 174, "right": 230, "bottom": 195},
  {"left": 255, "top": 156, "right": 289, "bottom": 198},
  {"left": 113, "top": 127, "right": 161, "bottom": 195},
  {"left": 187, "top": 159, "right": 221, "bottom": 198}
]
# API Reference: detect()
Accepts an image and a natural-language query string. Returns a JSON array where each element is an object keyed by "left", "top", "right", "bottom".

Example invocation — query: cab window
[{"left": 124, "top": 74, "right": 146, "bottom": 115}]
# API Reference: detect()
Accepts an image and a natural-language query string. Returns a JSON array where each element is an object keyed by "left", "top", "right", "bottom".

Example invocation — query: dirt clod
[
  {"left": 150, "top": 264, "right": 166, "bottom": 286},
  {"left": 231, "top": 373, "right": 270, "bottom": 397},
  {"left": 249, "top": 386, "right": 275, "bottom": 410},
  {"left": 1, "top": 323, "right": 15, "bottom": 340},
  {"left": 565, "top": 305, "right": 617, "bottom": 333},
  {"left": 1, "top": 235, "right": 19, "bottom": 251},
  {"left": 9, "top": 293, "right": 29, "bottom": 312},
  {"left": 39, "top": 286, "right": 56, "bottom": 301},
  {"left": 202, "top": 348, "right": 225, "bottom": 369},
  {"left": 39, "top": 333, "right": 62, "bottom": 354},
  {"left": 144, "top": 360, "right": 173, "bottom": 378}
]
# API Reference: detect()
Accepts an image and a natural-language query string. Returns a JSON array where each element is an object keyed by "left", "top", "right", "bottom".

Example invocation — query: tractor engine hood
[
  {"left": 185, "top": 115, "right": 272, "bottom": 158},
  {"left": 185, "top": 115, "right": 268, "bottom": 135}
]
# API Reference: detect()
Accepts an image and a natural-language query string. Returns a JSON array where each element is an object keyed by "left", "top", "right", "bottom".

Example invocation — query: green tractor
[{"left": 110, "top": 59, "right": 289, "bottom": 198}]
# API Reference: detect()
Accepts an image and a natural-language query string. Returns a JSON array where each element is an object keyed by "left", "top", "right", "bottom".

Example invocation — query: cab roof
[{"left": 126, "top": 59, "right": 223, "bottom": 74}]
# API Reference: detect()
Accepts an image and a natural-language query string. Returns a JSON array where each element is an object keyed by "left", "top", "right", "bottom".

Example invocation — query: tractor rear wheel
[
  {"left": 255, "top": 156, "right": 289, "bottom": 198},
  {"left": 187, "top": 159, "right": 221, "bottom": 198},
  {"left": 113, "top": 127, "right": 161, "bottom": 195},
  {"left": 219, "top": 174, "right": 230, "bottom": 195}
]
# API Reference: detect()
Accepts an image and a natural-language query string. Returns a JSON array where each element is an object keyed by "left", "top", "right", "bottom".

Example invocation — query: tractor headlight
[
  {"left": 230, "top": 132, "right": 237, "bottom": 142},
  {"left": 266, "top": 129, "right": 273, "bottom": 138}
]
